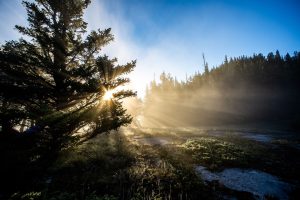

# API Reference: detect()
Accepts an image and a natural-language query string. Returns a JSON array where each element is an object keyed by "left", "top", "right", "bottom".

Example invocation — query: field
[{"left": 4, "top": 127, "right": 299, "bottom": 200}]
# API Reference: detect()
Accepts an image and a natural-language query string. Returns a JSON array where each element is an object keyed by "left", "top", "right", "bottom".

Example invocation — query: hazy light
[{"left": 103, "top": 90, "right": 114, "bottom": 100}]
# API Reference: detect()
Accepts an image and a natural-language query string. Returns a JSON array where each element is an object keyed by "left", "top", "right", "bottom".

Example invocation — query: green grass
[
  {"left": 2, "top": 129, "right": 300, "bottom": 199},
  {"left": 180, "top": 137, "right": 249, "bottom": 170},
  {"left": 49, "top": 132, "right": 218, "bottom": 199}
]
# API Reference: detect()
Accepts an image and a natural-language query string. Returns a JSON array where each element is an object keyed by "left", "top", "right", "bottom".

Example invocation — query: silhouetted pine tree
[
  {"left": 202, "top": 53, "right": 209, "bottom": 75},
  {"left": 0, "top": 0, "right": 136, "bottom": 153}
]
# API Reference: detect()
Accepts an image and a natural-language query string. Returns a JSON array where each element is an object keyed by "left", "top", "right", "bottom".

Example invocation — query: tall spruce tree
[{"left": 0, "top": 0, "right": 136, "bottom": 152}]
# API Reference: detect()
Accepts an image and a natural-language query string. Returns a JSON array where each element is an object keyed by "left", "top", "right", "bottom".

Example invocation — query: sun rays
[{"left": 103, "top": 89, "right": 114, "bottom": 100}]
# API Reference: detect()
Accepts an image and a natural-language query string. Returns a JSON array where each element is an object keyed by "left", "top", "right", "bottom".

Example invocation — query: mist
[
  {"left": 1, "top": 1, "right": 300, "bottom": 199},
  {"left": 139, "top": 52, "right": 300, "bottom": 131}
]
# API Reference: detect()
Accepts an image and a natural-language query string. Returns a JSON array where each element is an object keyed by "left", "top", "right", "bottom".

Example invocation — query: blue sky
[{"left": 1, "top": 0, "right": 300, "bottom": 97}]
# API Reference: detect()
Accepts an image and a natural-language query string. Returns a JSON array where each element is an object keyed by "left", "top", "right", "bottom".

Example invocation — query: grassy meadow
[{"left": 3, "top": 127, "right": 299, "bottom": 200}]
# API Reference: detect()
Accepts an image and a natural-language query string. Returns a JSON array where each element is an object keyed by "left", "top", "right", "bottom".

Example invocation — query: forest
[
  {"left": 143, "top": 52, "right": 300, "bottom": 130},
  {"left": 0, "top": 0, "right": 299, "bottom": 200}
]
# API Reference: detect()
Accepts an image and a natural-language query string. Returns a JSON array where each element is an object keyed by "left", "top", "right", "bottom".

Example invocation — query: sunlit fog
[{"left": 0, "top": 0, "right": 299, "bottom": 199}]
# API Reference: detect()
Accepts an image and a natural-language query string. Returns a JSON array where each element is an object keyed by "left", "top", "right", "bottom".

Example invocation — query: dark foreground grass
[
  {"left": 2, "top": 132, "right": 215, "bottom": 200},
  {"left": 1, "top": 129, "right": 300, "bottom": 199}
]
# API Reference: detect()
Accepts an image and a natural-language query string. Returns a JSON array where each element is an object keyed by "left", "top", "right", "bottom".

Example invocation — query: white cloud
[{"left": 84, "top": 0, "right": 205, "bottom": 98}]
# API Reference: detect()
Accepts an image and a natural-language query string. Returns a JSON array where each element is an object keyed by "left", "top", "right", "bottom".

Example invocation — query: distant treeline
[{"left": 143, "top": 51, "right": 300, "bottom": 131}]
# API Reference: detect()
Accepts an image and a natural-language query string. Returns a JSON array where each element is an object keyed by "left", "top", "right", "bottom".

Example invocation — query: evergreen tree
[
  {"left": 202, "top": 53, "right": 209, "bottom": 75},
  {"left": 144, "top": 51, "right": 300, "bottom": 130},
  {"left": 224, "top": 55, "right": 228, "bottom": 65},
  {"left": 0, "top": 0, "right": 136, "bottom": 152}
]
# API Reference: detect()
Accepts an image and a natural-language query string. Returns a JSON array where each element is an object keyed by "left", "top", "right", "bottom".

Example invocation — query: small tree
[
  {"left": 202, "top": 53, "right": 209, "bottom": 75},
  {"left": 0, "top": 0, "right": 136, "bottom": 153}
]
